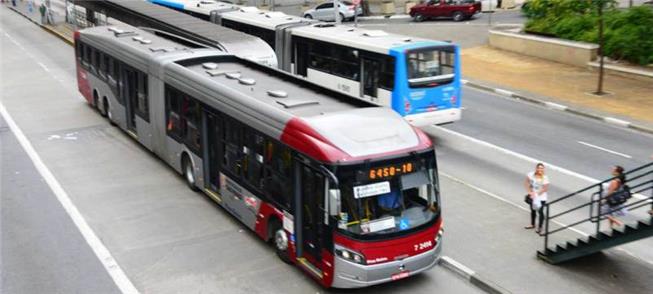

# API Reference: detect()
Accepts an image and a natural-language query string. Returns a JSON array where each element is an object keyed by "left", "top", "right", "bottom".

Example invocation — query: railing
[{"left": 542, "top": 162, "right": 653, "bottom": 252}]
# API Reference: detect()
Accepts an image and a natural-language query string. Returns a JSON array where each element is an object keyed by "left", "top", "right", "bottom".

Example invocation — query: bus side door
[
  {"left": 296, "top": 162, "right": 325, "bottom": 265},
  {"left": 361, "top": 57, "right": 380, "bottom": 102}
]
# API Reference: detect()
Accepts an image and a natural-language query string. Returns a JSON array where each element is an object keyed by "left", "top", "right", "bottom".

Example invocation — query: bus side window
[
  {"left": 222, "top": 118, "right": 241, "bottom": 177},
  {"left": 263, "top": 140, "right": 291, "bottom": 209},
  {"left": 91, "top": 47, "right": 98, "bottom": 72},
  {"left": 165, "top": 86, "right": 183, "bottom": 140},
  {"left": 136, "top": 72, "right": 149, "bottom": 122},
  {"left": 181, "top": 95, "right": 201, "bottom": 155},
  {"left": 379, "top": 56, "right": 395, "bottom": 91},
  {"left": 309, "top": 41, "right": 333, "bottom": 74},
  {"left": 82, "top": 43, "right": 90, "bottom": 67},
  {"left": 246, "top": 132, "right": 265, "bottom": 189},
  {"left": 333, "top": 46, "right": 359, "bottom": 81}
]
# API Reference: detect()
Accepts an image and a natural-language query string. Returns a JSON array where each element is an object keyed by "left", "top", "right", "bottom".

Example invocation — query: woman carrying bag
[{"left": 524, "top": 163, "right": 549, "bottom": 234}]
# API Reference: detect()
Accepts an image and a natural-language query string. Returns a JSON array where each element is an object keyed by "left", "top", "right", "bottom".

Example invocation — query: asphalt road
[
  {"left": 1, "top": 115, "right": 121, "bottom": 294},
  {"left": 2, "top": 3, "right": 653, "bottom": 294},
  {"left": 0, "top": 6, "right": 483, "bottom": 294}
]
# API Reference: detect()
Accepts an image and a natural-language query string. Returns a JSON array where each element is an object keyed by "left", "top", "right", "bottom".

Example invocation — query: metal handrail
[{"left": 542, "top": 162, "right": 653, "bottom": 252}]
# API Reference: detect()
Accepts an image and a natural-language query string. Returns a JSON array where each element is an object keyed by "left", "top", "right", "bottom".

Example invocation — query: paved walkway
[{"left": 462, "top": 46, "right": 653, "bottom": 131}]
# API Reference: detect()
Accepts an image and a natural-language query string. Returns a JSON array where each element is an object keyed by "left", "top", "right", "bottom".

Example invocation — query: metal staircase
[{"left": 537, "top": 162, "right": 653, "bottom": 264}]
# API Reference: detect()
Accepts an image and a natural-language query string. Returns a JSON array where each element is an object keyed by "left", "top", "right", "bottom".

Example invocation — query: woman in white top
[{"left": 524, "top": 163, "right": 549, "bottom": 234}]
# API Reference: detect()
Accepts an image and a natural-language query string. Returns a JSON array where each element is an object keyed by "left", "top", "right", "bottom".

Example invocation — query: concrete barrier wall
[{"left": 489, "top": 30, "right": 599, "bottom": 67}]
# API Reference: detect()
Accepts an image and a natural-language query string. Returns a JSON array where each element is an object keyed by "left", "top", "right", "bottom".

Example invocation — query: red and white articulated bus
[{"left": 74, "top": 23, "right": 443, "bottom": 288}]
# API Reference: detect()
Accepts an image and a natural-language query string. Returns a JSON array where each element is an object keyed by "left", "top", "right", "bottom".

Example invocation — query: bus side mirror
[{"left": 328, "top": 189, "right": 341, "bottom": 216}]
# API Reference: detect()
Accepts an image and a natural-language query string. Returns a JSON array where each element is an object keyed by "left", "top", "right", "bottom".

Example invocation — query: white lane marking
[
  {"left": 441, "top": 171, "right": 589, "bottom": 237},
  {"left": 577, "top": 141, "right": 633, "bottom": 159},
  {"left": 4, "top": 32, "right": 25, "bottom": 49},
  {"left": 0, "top": 103, "right": 140, "bottom": 294},
  {"left": 38, "top": 62, "right": 51, "bottom": 72},
  {"left": 442, "top": 171, "right": 653, "bottom": 266},
  {"left": 432, "top": 127, "right": 647, "bottom": 198}
]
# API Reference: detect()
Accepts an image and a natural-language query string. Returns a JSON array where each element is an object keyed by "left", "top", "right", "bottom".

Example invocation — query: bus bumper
[
  {"left": 331, "top": 238, "right": 442, "bottom": 288},
  {"left": 405, "top": 108, "right": 461, "bottom": 126}
]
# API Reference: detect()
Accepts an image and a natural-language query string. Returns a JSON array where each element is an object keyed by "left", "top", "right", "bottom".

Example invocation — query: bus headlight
[
  {"left": 336, "top": 248, "right": 366, "bottom": 265},
  {"left": 435, "top": 227, "right": 444, "bottom": 243}
]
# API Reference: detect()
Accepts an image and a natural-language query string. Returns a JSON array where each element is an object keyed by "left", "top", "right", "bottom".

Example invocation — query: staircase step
[
  {"left": 639, "top": 219, "right": 651, "bottom": 227},
  {"left": 556, "top": 244, "right": 567, "bottom": 252},
  {"left": 565, "top": 241, "right": 578, "bottom": 249}
]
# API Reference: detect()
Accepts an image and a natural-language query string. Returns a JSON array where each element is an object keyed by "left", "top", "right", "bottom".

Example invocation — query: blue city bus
[{"left": 149, "top": 0, "right": 462, "bottom": 125}]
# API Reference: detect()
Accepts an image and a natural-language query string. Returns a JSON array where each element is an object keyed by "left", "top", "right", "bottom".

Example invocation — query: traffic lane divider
[{"left": 462, "top": 80, "right": 653, "bottom": 136}]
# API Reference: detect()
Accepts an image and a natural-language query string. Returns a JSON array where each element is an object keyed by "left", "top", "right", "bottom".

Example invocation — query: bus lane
[{"left": 1, "top": 7, "right": 483, "bottom": 294}]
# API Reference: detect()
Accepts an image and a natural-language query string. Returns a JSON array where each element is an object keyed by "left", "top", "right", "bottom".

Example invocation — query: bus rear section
[{"left": 391, "top": 43, "right": 462, "bottom": 126}]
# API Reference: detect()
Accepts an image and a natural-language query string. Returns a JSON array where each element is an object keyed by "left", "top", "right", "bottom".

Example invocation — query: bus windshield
[
  {"left": 336, "top": 152, "right": 439, "bottom": 237},
  {"left": 406, "top": 47, "right": 455, "bottom": 88}
]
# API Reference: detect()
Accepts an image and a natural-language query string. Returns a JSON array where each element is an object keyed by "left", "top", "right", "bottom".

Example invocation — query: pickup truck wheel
[
  {"left": 414, "top": 14, "right": 425, "bottom": 22},
  {"left": 452, "top": 11, "right": 464, "bottom": 22}
]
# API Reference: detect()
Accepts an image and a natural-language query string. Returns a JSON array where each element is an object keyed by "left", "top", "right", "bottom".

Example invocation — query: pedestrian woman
[
  {"left": 603, "top": 166, "right": 626, "bottom": 228},
  {"left": 524, "top": 163, "right": 549, "bottom": 234}
]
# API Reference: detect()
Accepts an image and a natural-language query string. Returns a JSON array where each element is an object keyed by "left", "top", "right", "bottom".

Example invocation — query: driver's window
[
  {"left": 428, "top": 0, "right": 439, "bottom": 6},
  {"left": 317, "top": 3, "right": 333, "bottom": 9}
]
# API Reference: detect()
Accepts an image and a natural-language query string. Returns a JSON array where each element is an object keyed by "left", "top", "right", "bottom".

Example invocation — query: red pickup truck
[{"left": 410, "top": 0, "right": 482, "bottom": 22}]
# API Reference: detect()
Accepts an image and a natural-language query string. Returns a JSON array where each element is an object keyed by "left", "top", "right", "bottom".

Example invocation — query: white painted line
[
  {"left": 434, "top": 126, "right": 648, "bottom": 200},
  {"left": 577, "top": 141, "right": 632, "bottom": 159},
  {"left": 4, "top": 32, "right": 24, "bottom": 49},
  {"left": 432, "top": 126, "right": 599, "bottom": 183},
  {"left": 604, "top": 117, "right": 631, "bottom": 128},
  {"left": 440, "top": 256, "right": 475, "bottom": 279},
  {"left": 38, "top": 62, "right": 50, "bottom": 72},
  {"left": 544, "top": 102, "right": 568, "bottom": 111},
  {"left": 494, "top": 88, "right": 514, "bottom": 97},
  {"left": 0, "top": 103, "right": 140, "bottom": 294},
  {"left": 441, "top": 171, "right": 589, "bottom": 237}
]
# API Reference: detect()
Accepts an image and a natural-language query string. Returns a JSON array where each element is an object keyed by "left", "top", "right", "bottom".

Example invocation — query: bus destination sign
[{"left": 368, "top": 162, "right": 414, "bottom": 180}]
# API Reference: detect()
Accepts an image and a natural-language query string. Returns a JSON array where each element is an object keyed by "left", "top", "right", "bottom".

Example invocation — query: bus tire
[
  {"left": 99, "top": 96, "right": 108, "bottom": 117},
  {"left": 452, "top": 11, "right": 464, "bottom": 22},
  {"left": 182, "top": 154, "right": 199, "bottom": 191},
  {"left": 104, "top": 98, "right": 116, "bottom": 126},
  {"left": 93, "top": 90, "right": 99, "bottom": 110},
  {"left": 414, "top": 14, "right": 425, "bottom": 22},
  {"left": 272, "top": 221, "right": 291, "bottom": 264}
]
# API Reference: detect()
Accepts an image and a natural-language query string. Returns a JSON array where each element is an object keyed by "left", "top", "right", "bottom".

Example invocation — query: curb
[
  {"left": 460, "top": 79, "right": 653, "bottom": 136},
  {"left": 358, "top": 14, "right": 412, "bottom": 20},
  {"left": 439, "top": 256, "right": 512, "bottom": 294},
  {"left": 8, "top": 7, "right": 74, "bottom": 46}
]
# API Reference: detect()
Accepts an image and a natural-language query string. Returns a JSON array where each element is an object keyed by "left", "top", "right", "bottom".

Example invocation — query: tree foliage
[{"left": 522, "top": 0, "right": 653, "bottom": 65}]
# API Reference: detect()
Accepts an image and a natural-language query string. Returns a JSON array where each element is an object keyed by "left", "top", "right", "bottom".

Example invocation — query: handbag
[
  {"left": 607, "top": 185, "right": 631, "bottom": 206},
  {"left": 524, "top": 194, "right": 532, "bottom": 205}
]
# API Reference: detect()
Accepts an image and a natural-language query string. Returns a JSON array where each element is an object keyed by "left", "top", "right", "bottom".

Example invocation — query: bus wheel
[
  {"left": 99, "top": 97, "right": 108, "bottom": 117},
  {"left": 273, "top": 225, "right": 291, "bottom": 264},
  {"left": 93, "top": 91, "right": 99, "bottom": 110},
  {"left": 182, "top": 155, "right": 199, "bottom": 191},
  {"left": 104, "top": 98, "right": 116, "bottom": 126}
]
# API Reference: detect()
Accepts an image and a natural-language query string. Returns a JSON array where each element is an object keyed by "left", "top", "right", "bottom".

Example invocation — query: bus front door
[
  {"left": 296, "top": 162, "right": 325, "bottom": 271},
  {"left": 361, "top": 58, "right": 380, "bottom": 102}
]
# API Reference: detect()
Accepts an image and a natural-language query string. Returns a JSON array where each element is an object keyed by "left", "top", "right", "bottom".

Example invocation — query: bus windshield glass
[
  {"left": 406, "top": 47, "right": 455, "bottom": 88},
  {"left": 336, "top": 152, "right": 439, "bottom": 237}
]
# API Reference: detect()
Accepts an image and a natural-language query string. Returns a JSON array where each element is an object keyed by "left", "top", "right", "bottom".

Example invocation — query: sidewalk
[{"left": 461, "top": 45, "right": 653, "bottom": 133}]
